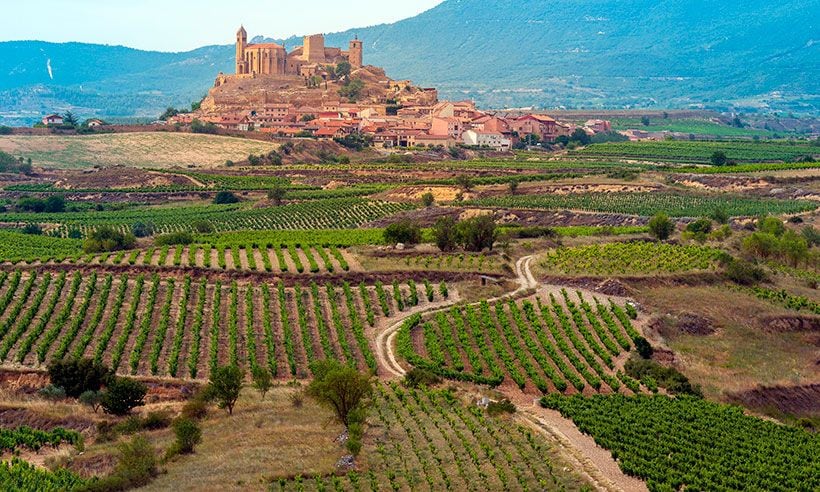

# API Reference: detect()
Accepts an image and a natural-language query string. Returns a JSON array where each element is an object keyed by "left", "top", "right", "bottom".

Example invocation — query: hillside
[{"left": 1, "top": 0, "right": 818, "bottom": 124}]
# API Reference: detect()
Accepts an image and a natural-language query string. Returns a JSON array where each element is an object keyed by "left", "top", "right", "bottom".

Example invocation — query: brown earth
[
  {"left": 649, "top": 312, "right": 717, "bottom": 336},
  {"left": 727, "top": 384, "right": 820, "bottom": 418},
  {"left": 761, "top": 315, "right": 820, "bottom": 333}
]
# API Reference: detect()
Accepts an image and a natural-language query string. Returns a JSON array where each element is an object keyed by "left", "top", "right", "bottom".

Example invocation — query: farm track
[{"left": 376, "top": 255, "right": 647, "bottom": 492}]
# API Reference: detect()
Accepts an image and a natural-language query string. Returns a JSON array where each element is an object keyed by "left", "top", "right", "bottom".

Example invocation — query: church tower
[
  {"left": 349, "top": 37, "right": 363, "bottom": 68},
  {"left": 236, "top": 26, "right": 247, "bottom": 74}
]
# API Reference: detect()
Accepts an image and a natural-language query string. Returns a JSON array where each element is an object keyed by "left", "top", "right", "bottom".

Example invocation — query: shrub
[
  {"left": 384, "top": 219, "right": 422, "bottom": 246},
  {"left": 114, "top": 435, "right": 158, "bottom": 487},
  {"left": 191, "top": 221, "right": 214, "bottom": 234},
  {"left": 307, "top": 360, "right": 372, "bottom": 427},
  {"left": 170, "top": 417, "right": 202, "bottom": 455},
  {"left": 251, "top": 366, "right": 272, "bottom": 399},
  {"left": 22, "top": 223, "right": 43, "bottom": 235},
  {"left": 131, "top": 222, "right": 154, "bottom": 238},
  {"left": 141, "top": 412, "right": 171, "bottom": 431},
  {"left": 101, "top": 377, "right": 148, "bottom": 416},
  {"left": 48, "top": 358, "right": 112, "bottom": 398},
  {"left": 487, "top": 399, "right": 517, "bottom": 416},
  {"left": 758, "top": 216, "right": 785, "bottom": 237},
  {"left": 39, "top": 384, "right": 66, "bottom": 403},
  {"left": 725, "top": 258, "right": 767, "bottom": 285},
  {"left": 206, "top": 365, "right": 243, "bottom": 415},
  {"left": 180, "top": 391, "right": 209, "bottom": 420},
  {"left": 83, "top": 227, "right": 136, "bottom": 253},
  {"left": 421, "top": 192, "right": 435, "bottom": 207},
  {"left": 710, "top": 151, "right": 728, "bottom": 166},
  {"left": 648, "top": 213, "right": 675, "bottom": 241},
  {"left": 634, "top": 337, "right": 654, "bottom": 359},
  {"left": 213, "top": 191, "right": 239, "bottom": 205},
  {"left": 625, "top": 356, "right": 701, "bottom": 397},
  {"left": 403, "top": 368, "right": 442, "bottom": 388},
  {"left": 155, "top": 232, "right": 193, "bottom": 246},
  {"left": 457, "top": 215, "right": 497, "bottom": 252},
  {"left": 710, "top": 208, "right": 730, "bottom": 225}
]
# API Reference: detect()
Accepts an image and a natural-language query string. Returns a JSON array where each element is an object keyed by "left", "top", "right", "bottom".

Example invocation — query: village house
[
  {"left": 585, "top": 119, "right": 612, "bottom": 133},
  {"left": 85, "top": 119, "right": 105, "bottom": 128},
  {"left": 462, "top": 130, "right": 512, "bottom": 151},
  {"left": 41, "top": 114, "right": 64, "bottom": 126},
  {"left": 430, "top": 116, "right": 463, "bottom": 139}
]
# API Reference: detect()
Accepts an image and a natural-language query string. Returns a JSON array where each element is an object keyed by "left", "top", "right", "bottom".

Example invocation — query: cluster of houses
[{"left": 169, "top": 101, "right": 615, "bottom": 151}]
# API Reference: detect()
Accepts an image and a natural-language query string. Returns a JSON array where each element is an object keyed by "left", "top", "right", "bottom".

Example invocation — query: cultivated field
[{"left": 0, "top": 133, "right": 279, "bottom": 169}]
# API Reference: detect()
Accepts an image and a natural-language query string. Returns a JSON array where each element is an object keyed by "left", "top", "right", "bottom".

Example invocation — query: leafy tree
[
  {"left": 79, "top": 390, "right": 103, "bottom": 413},
  {"left": 48, "top": 358, "right": 112, "bottom": 398},
  {"left": 39, "top": 384, "right": 66, "bottom": 403},
  {"left": 648, "top": 213, "right": 675, "bottom": 240},
  {"left": 207, "top": 365, "right": 243, "bottom": 415},
  {"left": 521, "top": 134, "right": 540, "bottom": 146},
  {"left": 191, "top": 119, "right": 218, "bottom": 134},
  {"left": 63, "top": 111, "right": 79, "bottom": 127},
  {"left": 384, "top": 219, "right": 422, "bottom": 246},
  {"left": 508, "top": 179, "right": 519, "bottom": 195},
  {"left": 779, "top": 230, "right": 809, "bottom": 267},
  {"left": 421, "top": 192, "right": 435, "bottom": 207},
  {"left": 307, "top": 359, "right": 373, "bottom": 427},
  {"left": 110, "top": 435, "right": 158, "bottom": 489},
  {"left": 757, "top": 216, "right": 785, "bottom": 237},
  {"left": 44, "top": 195, "right": 66, "bottom": 213},
  {"left": 709, "top": 207, "right": 729, "bottom": 225},
  {"left": 22, "top": 223, "right": 43, "bottom": 235},
  {"left": 724, "top": 258, "right": 767, "bottom": 285},
  {"left": 634, "top": 337, "right": 654, "bottom": 359},
  {"left": 569, "top": 128, "right": 591, "bottom": 145},
  {"left": 213, "top": 191, "right": 239, "bottom": 204},
  {"left": 455, "top": 174, "right": 474, "bottom": 191},
  {"left": 457, "top": 215, "right": 497, "bottom": 252},
  {"left": 641, "top": 116, "right": 651, "bottom": 127},
  {"left": 101, "top": 377, "right": 148, "bottom": 416},
  {"left": 742, "top": 232, "right": 780, "bottom": 258},
  {"left": 159, "top": 107, "right": 179, "bottom": 121},
  {"left": 801, "top": 226, "right": 819, "bottom": 247},
  {"left": 267, "top": 184, "right": 288, "bottom": 206},
  {"left": 191, "top": 100, "right": 202, "bottom": 112},
  {"left": 83, "top": 227, "right": 136, "bottom": 253},
  {"left": 251, "top": 366, "right": 272, "bottom": 400},
  {"left": 335, "top": 61, "right": 352, "bottom": 79},
  {"left": 192, "top": 221, "right": 214, "bottom": 233},
  {"left": 710, "top": 151, "right": 728, "bottom": 166},
  {"left": 339, "top": 78, "right": 365, "bottom": 102},
  {"left": 301, "top": 114, "right": 316, "bottom": 122},
  {"left": 432, "top": 216, "right": 459, "bottom": 252}
]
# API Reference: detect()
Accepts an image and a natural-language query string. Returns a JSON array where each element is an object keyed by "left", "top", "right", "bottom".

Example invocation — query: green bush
[
  {"left": 48, "top": 358, "right": 112, "bottom": 398},
  {"left": 170, "top": 417, "right": 202, "bottom": 455},
  {"left": 648, "top": 213, "right": 675, "bottom": 240},
  {"left": 487, "top": 399, "right": 517, "bottom": 416},
  {"left": 403, "top": 368, "right": 442, "bottom": 388},
  {"left": 384, "top": 219, "right": 422, "bottom": 246},
  {"left": 213, "top": 191, "right": 239, "bottom": 205},
  {"left": 155, "top": 232, "right": 194, "bottom": 246},
  {"left": 83, "top": 227, "right": 136, "bottom": 253},
  {"left": 101, "top": 377, "right": 147, "bottom": 416}
]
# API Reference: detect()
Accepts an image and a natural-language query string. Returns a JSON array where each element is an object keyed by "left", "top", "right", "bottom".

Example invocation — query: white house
[
  {"left": 41, "top": 114, "right": 64, "bottom": 126},
  {"left": 462, "top": 130, "right": 511, "bottom": 151}
]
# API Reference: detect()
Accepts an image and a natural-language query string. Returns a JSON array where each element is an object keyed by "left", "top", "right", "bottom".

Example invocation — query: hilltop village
[{"left": 169, "top": 28, "right": 615, "bottom": 151}]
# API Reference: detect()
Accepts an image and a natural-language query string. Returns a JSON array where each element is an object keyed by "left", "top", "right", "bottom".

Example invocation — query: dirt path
[{"left": 374, "top": 254, "right": 647, "bottom": 492}]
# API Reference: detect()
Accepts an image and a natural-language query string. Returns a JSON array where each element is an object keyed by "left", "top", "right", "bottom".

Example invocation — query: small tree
[
  {"left": 83, "top": 227, "right": 136, "bottom": 253},
  {"left": 170, "top": 417, "right": 202, "bottom": 455},
  {"left": 758, "top": 216, "right": 785, "bottom": 237},
  {"left": 641, "top": 116, "right": 651, "bottom": 127},
  {"left": 455, "top": 174, "right": 474, "bottom": 192},
  {"left": 114, "top": 435, "right": 158, "bottom": 488},
  {"left": 307, "top": 360, "right": 372, "bottom": 428},
  {"left": 252, "top": 366, "right": 273, "bottom": 400},
  {"left": 647, "top": 213, "right": 675, "bottom": 241},
  {"left": 709, "top": 208, "right": 729, "bottom": 225},
  {"left": 710, "top": 151, "right": 728, "bottom": 167},
  {"left": 457, "top": 215, "right": 497, "bottom": 252},
  {"left": 267, "top": 184, "right": 288, "bottom": 206},
  {"left": 132, "top": 221, "right": 155, "bottom": 238},
  {"left": 432, "top": 216, "right": 459, "bottom": 252},
  {"left": 384, "top": 219, "right": 422, "bottom": 246},
  {"left": 63, "top": 111, "right": 79, "bottom": 127},
  {"left": 570, "top": 128, "right": 591, "bottom": 145},
  {"left": 39, "top": 384, "right": 66, "bottom": 403},
  {"left": 207, "top": 365, "right": 243, "bottom": 415},
  {"left": 79, "top": 390, "right": 102, "bottom": 413},
  {"left": 102, "top": 377, "right": 147, "bottom": 416},
  {"left": 508, "top": 180, "right": 519, "bottom": 195},
  {"left": 421, "top": 192, "right": 435, "bottom": 207}
]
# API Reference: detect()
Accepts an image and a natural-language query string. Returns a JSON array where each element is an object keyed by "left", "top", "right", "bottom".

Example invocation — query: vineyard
[
  {"left": 398, "top": 290, "right": 645, "bottom": 395},
  {"left": 272, "top": 383, "right": 589, "bottom": 491},
  {"left": 540, "top": 242, "right": 725, "bottom": 276},
  {"left": 573, "top": 140, "right": 818, "bottom": 163},
  {"left": 65, "top": 243, "right": 357, "bottom": 274},
  {"left": 466, "top": 192, "right": 817, "bottom": 218},
  {"left": 0, "top": 231, "right": 83, "bottom": 264},
  {"left": 0, "top": 458, "right": 88, "bottom": 491},
  {"left": 541, "top": 394, "right": 820, "bottom": 492},
  {"left": 0, "top": 269, "right": 449, "bottom": 379},
  {"left": 0, "top": 198, "right": 415, "bottom": 237}
]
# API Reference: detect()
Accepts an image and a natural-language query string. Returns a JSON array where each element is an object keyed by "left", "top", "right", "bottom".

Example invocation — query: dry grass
[
  {"left": 0, "top": 133, "right": 278, "bottom": 169},
  {"left": 140, "top": 386, "right": 342, "bottom": 492},
  {"left": 637, "top": 285, "right": 819, "bottom": 399}
]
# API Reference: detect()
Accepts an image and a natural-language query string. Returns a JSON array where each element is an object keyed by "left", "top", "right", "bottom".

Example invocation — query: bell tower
[
  {"left": 236, "top": 26, "right": 248, "bottom": 74},
  {"left": 349, "top": 36, "right": 363, "bottom": 69}
]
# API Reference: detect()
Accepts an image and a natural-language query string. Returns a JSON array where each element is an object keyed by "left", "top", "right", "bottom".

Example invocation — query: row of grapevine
[
  {"left": 400, "top": 292, "right": 645, "bottom": 395},
  {"left": 0, "top": 270, "right": 448, "bottom": 380},
  {"left": 46, "top": 244, "right": 355, "bottom": 274}
]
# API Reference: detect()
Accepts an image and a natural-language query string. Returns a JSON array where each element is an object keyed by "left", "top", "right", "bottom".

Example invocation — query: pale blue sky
[{"left": 2, "top": 0, "right": 444, "bottom": 52}]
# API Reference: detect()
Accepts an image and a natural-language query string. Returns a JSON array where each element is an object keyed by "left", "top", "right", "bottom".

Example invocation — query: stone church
[{"left": 235, "top": 26, "right": 363, "bottom": 78}]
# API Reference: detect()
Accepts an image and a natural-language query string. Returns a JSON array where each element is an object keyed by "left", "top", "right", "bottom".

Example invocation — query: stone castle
[{"left": 235, "top": 26, "right": 363, "bottom": 78}]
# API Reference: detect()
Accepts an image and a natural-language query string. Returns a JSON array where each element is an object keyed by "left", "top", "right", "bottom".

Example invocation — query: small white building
[
  {"left": 41, "top": 114, "right": 64, "bottom": 126},
  {"left": 462, "top": 130, "right": 511, "bottom": 151}
]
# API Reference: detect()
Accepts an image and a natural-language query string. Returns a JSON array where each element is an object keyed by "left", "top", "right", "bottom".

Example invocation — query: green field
[
  {"left": 574, "top": 140, "right": 817, "bottom": 163},
  {"left": 609, "top": 118, "right": 775, "bottom": 137}
]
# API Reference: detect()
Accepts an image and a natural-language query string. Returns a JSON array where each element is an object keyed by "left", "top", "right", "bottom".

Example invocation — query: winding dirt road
[{"left": 373, "top": 254, "right": 647, "bottom": 492}]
